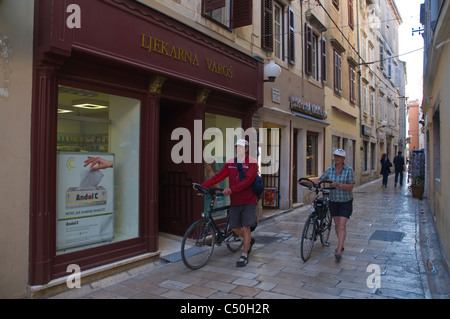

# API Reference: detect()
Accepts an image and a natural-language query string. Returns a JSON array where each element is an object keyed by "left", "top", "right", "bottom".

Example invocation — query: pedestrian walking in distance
[
  {"left": 393, "top": 151, "right": 405, "bottom": 187},
  {"left": 194, "top": 139, "right": 257, "bottom": 267},
  {"left": 380, "top": 153, "right": 392, "bottom": 188}
]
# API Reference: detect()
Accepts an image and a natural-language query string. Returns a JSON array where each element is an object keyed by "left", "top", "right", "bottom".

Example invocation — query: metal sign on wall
[{"left": 289, "top": 96, "right": 327, "bottom": 119}]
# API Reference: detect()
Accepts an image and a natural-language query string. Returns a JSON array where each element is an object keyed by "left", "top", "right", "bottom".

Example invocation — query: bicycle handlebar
[
  {"left": 297, "top": 178, "right": 336, "bottom": 191},
  {"left": 192, "top": 183, "right": 224, "bottom": 196}
]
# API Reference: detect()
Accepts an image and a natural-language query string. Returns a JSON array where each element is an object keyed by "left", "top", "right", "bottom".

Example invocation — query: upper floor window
[
  {"left": 274, "top": 2, "right": 283, "bottom": 59},
  {"left": 305, "top": 25, "right": 326, "bottom": 82},
  {"left": 349, "top": 66, "right": 356, "bottom": 104},
  {"left": 333, "top": 0, "right": 339, "bottom": 10},
  {"left": 348, "top": 0, "right": 354, "bottom": 29},
  {"left": 333, "top": 50, "right": 342, "bottom": 94},
  {"left": 262, "top": 1, "right": 295, "bottom": 65},
  {"left": 203, "top": 0, "right": 252, "bottom": 29}
]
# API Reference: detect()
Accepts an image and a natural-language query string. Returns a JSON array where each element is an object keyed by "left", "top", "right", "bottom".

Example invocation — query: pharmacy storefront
[{"left": 30, "top": 0, "right": 262, "bottom": 285}]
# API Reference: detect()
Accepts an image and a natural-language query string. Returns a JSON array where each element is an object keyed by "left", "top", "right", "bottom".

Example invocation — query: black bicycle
[
  {"left": 298, "top": 178, "right": 335, "bottom": 262},
  {"left": 181, "top": 184, "right": 243, "bottom": 269}
]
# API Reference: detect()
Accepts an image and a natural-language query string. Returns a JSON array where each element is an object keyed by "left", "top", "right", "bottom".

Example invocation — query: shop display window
[{"left": 56, "top": 85, "right": 140, "bottom": 254}]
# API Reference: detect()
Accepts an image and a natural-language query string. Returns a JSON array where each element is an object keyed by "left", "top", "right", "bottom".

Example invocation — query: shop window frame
[{"left": 29, "top": 74, "right": 155, "bottom": 283}]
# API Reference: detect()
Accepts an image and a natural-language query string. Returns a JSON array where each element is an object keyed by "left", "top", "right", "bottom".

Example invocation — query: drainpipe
[{"left": 357, "top": 0, "right": 362, "bottom": 138}]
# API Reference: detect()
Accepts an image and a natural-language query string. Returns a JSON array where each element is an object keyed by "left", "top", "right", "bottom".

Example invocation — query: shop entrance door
[{"left": 158, "top": 99, "right": 195, "bottom": 236}]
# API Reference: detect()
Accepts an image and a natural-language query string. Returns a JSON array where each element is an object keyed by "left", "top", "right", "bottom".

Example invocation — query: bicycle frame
[
  {"left": 298, "top": 177, "right": 335, "bottom": 261},
  {"left": 181, "top": 184, "right": 243, "bottom": 269},
  {"left": 199, "top": 187, "right": 230, "bottom": 237},
  {"left": 193, "top": 184, "right": 242, "bottom": 245}
]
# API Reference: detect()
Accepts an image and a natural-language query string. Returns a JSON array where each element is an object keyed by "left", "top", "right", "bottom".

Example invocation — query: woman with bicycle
[
  {"left": 299, "top": 149, "right": 355, "bottom": 261},
  {"left": 193, "top": 139, "right": 257, "bottom": 267}
]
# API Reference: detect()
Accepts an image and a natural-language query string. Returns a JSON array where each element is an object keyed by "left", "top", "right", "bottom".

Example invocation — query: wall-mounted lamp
[
  {"left": 376, "top": 120, "right": 388, "bottom": 132},
  {"left": 264, "top": 60, "right": 281, "bottom": 82}
]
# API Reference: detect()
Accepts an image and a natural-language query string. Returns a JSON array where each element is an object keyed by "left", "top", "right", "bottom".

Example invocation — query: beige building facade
[
  {"left": 421, "top": 0, "right": 450, "bottom": 272},
  {"left": 0, "top": 1, "right": 33, "bottom": 298}
]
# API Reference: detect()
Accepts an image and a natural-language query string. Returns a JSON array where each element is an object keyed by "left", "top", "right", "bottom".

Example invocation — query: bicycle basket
[{"left": 303, "top": 190, "right": 316, "bottom": 205}]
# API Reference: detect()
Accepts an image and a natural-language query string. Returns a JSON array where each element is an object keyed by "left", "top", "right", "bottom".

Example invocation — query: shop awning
[{"left": 292, "top": 111, "right": 329, "bottom": 125}]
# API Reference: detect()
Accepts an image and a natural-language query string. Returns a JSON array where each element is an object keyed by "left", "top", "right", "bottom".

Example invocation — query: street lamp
[
  {"left": 264, "top": 60, "right": 281, "bottom": 82},
  {"left": 376, "top": 120, "right": 388, "bottom": 132}
]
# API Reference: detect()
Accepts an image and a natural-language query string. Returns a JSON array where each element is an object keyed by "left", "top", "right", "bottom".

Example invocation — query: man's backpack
[{"left": 234, "top": 157, "right": 264, "bottom": 199}]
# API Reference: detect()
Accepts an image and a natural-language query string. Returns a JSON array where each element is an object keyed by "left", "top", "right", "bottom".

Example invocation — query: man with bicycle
[{"left": 194, "top": 139, "right": 257, "bottom": 267}]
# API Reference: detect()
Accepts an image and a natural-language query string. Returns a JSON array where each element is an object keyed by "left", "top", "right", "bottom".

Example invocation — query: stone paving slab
[{"left": 49, "top": 179, "right": 450, "bottom": 300}]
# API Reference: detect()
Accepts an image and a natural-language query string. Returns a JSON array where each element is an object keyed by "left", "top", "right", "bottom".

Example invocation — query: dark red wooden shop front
[{"left": 30, "top": 0, "right": 263, "bottom": 284}]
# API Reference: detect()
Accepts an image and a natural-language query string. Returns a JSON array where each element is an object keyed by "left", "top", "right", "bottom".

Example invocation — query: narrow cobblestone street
[{"left": 50, "top": 178, "right": 449, "bottom": 300}]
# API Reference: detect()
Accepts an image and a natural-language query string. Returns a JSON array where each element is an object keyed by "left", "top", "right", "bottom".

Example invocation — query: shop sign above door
[
  {"left": 140, "top": 33, "right": 233, "bottom": 79},
  {"left": 289, "top": 96, "right": 327, "bottom": 119},
  {"left": 36, "top": 0, "right": 262, "bottom": 102}
]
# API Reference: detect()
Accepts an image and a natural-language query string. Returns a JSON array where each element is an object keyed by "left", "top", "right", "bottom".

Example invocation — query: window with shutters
[
  {"left": 262, "top": 0, "right": 274, "bottom": 51},
  {"left": 348, "top": 0, "right": 354, "bottom": 29},
  {"left": 305, "top": 24, "right": 313, "bottom": 75},
  {"left": 311, "top": 33, "right": 318, "bottom": 80},
  {"left": 333, "top": 50, "right": 342, "bottom": 94},
  {"left": 305, "top": 24, "right": 326, "bottom": 82},
  {"left": 288, "top": 8, "right": 295, "bottom": 65},
  {"left": 262, "top": 1, "right": 294, "bottom": 64},
  {"left": 202, "top": 0, "right": 252, "bottom": 29},
  {"left": 349, "top": 65, "right": 356, "bottom": 104},
  {"left": 379, "top": 44, "right": 384, "bottom": 70},
  {"left": 370, "top": 91, "right": 375, "bottom": 118},
  {"left": 321, "top": 38, "right": 327, "bottom": 82},
  {"left": 274, "top": 3, "right": 283, "bottom": 59},
  {"left": 333, "top": 0, "right": 339, "bottom": 10}
]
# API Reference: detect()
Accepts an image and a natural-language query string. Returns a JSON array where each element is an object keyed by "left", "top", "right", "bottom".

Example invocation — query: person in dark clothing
[
  {"left": 393, "top": 151, "right": 405, "bottom": 187},
  {"left": 380, "top": 153, "right": 392, "bottom": 188}
]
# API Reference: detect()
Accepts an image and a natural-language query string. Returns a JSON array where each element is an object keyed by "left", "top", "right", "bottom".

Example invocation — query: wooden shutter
[
  {"left": 332, "top": 0, "right": 339, "bottom": 9},
  {"left": 262, "top": 0, "right": 273, "bottom": 51},
  {"left": 321, "top": 38, "right": 326, "bottom": 82},
  {"left": 288, "top": 7, "right": 295, "bottom": 65},
  {"left": 204, "top": 0, "right": 226, "bottom": 13},
  {"left": 232, "top": 0, "right": 252, "bottom": 28},
  {"left": 334, "top": 50, "right": 341, "bottom": 93},
  {"left": 348, "top": 0, "right": 354, "bottom": 29},
  {"left": 305, "top": 24, "right": 312, "bottom": 75}
]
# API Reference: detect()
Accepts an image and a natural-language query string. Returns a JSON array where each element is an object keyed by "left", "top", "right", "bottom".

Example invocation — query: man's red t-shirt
[{"left": 202, "top": 155, "right": 258, "bottom": 206}]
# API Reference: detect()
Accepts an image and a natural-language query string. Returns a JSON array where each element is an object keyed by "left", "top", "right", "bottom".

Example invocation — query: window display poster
[
  {"left": 263, "top": 188, "right": 277, "bottom": 207},
  {"left": 56, "top": 152, "right": 114, "bottom": 250}
]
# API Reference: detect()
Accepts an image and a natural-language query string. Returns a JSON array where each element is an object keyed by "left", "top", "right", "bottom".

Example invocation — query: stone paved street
[{"left": 49, "top": 178, "right": 450, "bottom": 300}]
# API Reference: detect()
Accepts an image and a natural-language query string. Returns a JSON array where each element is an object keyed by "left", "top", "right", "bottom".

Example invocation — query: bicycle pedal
[{"left": 323, "top": 242, "right": 330, "bottom": 247}]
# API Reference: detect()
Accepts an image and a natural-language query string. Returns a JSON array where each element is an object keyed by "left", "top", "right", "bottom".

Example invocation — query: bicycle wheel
[
  {"left": 300, "top": 215, "right": 317, "bottom": 262},
  {"left": 181, "top": 219, "right": 216, "bottom": 269},
  {"left": 320, "top": 210, "right": 332, "bottom": 246},
  {"left": 224, "top": 225, "right": 243, "bottom": 252}
]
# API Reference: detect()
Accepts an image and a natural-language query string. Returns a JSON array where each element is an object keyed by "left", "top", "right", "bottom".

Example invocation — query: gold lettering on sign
[
  {"left": 206, "top": 59, "right": 233, "bottom": 79},
  {"left": 140, "top": 34, "right": 234, "bottom": 80},
  {"left": 141, "top": 33, "right": 199, "bottom": 67}
]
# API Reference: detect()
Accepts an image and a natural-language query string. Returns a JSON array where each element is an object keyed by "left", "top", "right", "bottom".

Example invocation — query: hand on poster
[{"left": 84, "top": 156, "right": 114, "bottom": 171}]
